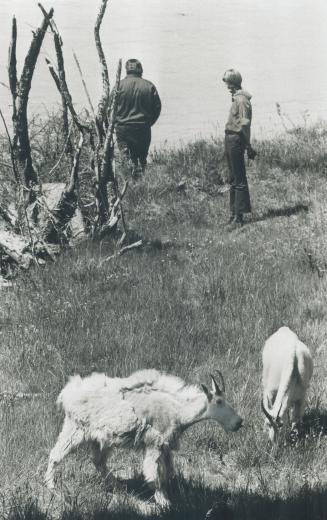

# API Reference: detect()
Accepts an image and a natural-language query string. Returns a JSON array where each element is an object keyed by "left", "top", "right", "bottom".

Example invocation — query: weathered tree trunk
[
  {"left": 40, "top": 133, "right": 84, "bottom": 243},
  {"left": 95, "top": 0, "right": 110, "bottom": 138},
  {"left": 10, "top": 8, "right": 54, "bottom": 192},
  {"left": 96, "top": 60, "right": 123, "bottom": 232}
]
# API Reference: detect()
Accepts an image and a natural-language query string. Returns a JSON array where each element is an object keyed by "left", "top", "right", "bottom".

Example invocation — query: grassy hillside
[{"left": 0, "top": 124, "right": 327, "bottom": 519}]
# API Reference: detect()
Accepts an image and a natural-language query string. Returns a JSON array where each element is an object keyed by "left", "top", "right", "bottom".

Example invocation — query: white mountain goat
[
  {"left": 45, "top": 369, "right": 243, "bottom": 506},
  {"left": 261, "top": 326, "right": 313, "bottom": 442}
]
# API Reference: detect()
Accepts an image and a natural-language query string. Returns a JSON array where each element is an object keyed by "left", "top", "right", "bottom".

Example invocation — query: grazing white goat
[
  {"left": 261, "top": 326, "right": 313, "bottom": 442},
  {"left": 45, "top": 369, "right": 243, "bottom": 506}
]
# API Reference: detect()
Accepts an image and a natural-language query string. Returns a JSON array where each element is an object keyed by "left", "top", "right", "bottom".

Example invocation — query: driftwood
[{"left": 0, "top": 228, "right": 32, "bottom": 269}]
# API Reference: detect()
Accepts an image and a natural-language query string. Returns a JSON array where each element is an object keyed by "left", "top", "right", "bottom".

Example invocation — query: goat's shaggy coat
[
  {"left": 262, "top": 326, "right": 313, "bottom": 442},
  {"left": 45, "top": 369, "right": 242, "bottom": 505}
]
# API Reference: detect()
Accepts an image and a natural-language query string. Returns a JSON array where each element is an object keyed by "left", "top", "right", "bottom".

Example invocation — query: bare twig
[
  {"left": 0, "top": 391, "right": 48, "bottom": 401},
  {"left": 0, "top": 81, "right": 10, "bottom": 90},
  {"left": 73, "top": 52, "right": 96, "bottom": 118},
  {"left": 47, "top": 121, "right": 74, "bottom": 179},
  {"left": 66, "top": 131, "right": 84, "bottom": 193},
  {"left": 73, "top": 50, "right": 101, "bottom": 167},
  {"left": 45, "top": 54, "right": 88, "bottom": 133},
  {"left": 0, "top": 161, "right": 13, "bottom": 169},
  {"left": 99, "top": 240, "right": 143, "bottom": 265},
  {"left": 0, "top": 108, "right": 19, "bottom": 183}
]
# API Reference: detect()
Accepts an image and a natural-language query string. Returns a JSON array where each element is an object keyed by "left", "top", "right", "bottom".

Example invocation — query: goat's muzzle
[{"left": 233, "top": 417, "right": 243, "bottom": 432}]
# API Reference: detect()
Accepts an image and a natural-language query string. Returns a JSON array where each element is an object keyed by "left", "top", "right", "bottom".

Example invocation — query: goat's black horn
[{"left": 261, "top": 399, "right": 275, "bottom": 426}]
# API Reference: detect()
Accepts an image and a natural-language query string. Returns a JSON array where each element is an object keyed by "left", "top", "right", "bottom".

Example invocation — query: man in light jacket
[
  {"left": 223, "top": 69, "right": 256, "bottom": 228},
  {"left": 115, "top": 59, "right": 161, "bottom": 179}
]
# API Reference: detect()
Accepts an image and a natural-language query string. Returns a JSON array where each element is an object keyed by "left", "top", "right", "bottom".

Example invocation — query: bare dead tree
[{"left": 0, "top": 0, "right": 135, "bottom": 275}]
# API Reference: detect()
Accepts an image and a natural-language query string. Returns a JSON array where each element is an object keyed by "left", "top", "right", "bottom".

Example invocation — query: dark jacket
[{"left": 115, "top": 73, "right": 161, "bottom": 127}]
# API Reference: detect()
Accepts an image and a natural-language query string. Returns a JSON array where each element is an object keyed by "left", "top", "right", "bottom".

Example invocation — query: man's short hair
[{"left": 126, "top": 59, "right": 143, "bottom": 76}]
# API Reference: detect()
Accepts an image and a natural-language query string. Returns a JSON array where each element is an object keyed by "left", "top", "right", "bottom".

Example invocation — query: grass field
[{"left": 0, "top": 125, "right": 327, "bottom": 519}]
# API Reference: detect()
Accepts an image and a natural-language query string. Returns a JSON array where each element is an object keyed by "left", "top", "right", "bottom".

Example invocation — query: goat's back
[
  {"left": 262, "top": 327, "right": 313, "bottom": 390},
  {"left": 56, "top": 369, "right": 188, "bottom": 413},
  {"left": 262, "top": 327, "right": 297, "bottom": 387}
]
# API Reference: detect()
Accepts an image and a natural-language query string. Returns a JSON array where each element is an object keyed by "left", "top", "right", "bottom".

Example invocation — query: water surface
[{"left": 1, "top": 0, "right": 326, "bottom": 146}]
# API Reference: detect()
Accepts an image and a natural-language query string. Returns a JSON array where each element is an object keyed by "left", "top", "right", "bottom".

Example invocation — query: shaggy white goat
[
  {"left": 45, "top": 369, "right": 243, "bottom": 506},
  {"left": 261, "top": 326, "right": 313, "bottom": 442}
]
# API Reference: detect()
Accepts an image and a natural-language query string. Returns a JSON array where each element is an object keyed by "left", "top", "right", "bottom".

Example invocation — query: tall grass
[{"left": 0, "top": 118, "right": 327, "bottom": 519}]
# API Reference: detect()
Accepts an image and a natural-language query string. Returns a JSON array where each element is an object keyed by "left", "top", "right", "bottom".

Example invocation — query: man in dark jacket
[
  {"left": 223, "top": 69, "right": 256, "bottom": 228},
  {"left": 115, "top": 59, "right": 161, "bottom": 179}
]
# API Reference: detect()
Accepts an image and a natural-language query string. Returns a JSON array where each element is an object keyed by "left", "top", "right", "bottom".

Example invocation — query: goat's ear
[
  {"left": 201, "top": 384, "right": 212, "bottom": 402},
  {"left": 210, "top": 374, "right": 222, "bottom": 396}
]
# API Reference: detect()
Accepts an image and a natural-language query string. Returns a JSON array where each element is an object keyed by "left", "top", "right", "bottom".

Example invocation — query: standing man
[
  {"left": 115, "top": 59, "right": 161, "bottom": 179},
  {"left": 223, "top": 69, "right": 256, "bottom": 228}
]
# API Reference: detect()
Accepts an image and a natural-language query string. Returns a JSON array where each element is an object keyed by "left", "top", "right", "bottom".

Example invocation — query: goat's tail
[
  {"left": 271, "top": 347, "right": 297, "bottom": 420},
  {"left": 56, "top": 375, "right": 83, "bottom": 410}
]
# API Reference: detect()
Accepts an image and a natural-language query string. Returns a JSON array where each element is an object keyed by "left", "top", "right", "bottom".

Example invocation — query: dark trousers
[
  {"left": 225, "top": 133, "right": 251, "bottom": 216},
  {"left": 116, "top": 124, "right": 151, "bottom": 171}
]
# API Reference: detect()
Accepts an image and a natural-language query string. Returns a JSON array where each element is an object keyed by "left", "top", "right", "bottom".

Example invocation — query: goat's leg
[
  {"left": 45, "top": 418, "right": 84, "bottom": 490},
  {"left": 290, "top": 399, "right": 305, "bottom": 434},
  {"left": 142, "top": 447, "right": 172, "bottom": 508},
  {"left": 91, "top": 441, "right": 112, "bottom": 480}
]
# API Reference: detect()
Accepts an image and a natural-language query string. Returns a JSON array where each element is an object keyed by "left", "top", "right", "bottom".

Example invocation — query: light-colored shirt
[{"left": 225, "top": 89, "right": 252, "bottom": 146}]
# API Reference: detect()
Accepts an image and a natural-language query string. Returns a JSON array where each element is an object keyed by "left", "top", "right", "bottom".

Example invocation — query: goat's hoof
[
  {"left": 45, "top": 483, "right": 55, "bottom": 492},
  {"left": 44, "top": 476, "right": 55, "bottom": 491}
]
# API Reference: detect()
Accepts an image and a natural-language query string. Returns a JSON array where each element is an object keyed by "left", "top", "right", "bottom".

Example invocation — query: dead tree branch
[
  {"left": 94, "top": 0, "right": 110, "bottom": 131},
  {"left": 67, "top": 132, "right": 84, "bottom": 194},
  {"left": 73, "top": 52, "right": 96, "bottom": 119},
  {"left": 99, "top": 240, "right": 143, "bottom": 265},
  {"left": 97, "top": 180, "right": 128, "bottom": 238},
  {"left": 8, "top": 16, "right": 18, "bottom": 122},
  {"left": 45, "top": 36, "right": 88, "bottom": 134}
]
